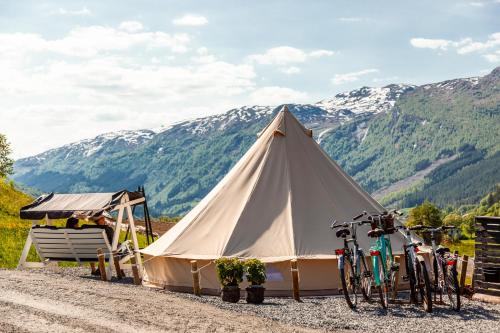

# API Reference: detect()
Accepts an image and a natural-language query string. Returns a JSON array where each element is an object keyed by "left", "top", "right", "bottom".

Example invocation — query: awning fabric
[{"left": 20, "top": 190, "right": 143, "bottom": 220}]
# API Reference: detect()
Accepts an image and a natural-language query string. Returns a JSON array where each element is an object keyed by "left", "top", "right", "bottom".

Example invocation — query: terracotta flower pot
[
  {"left": 246, "top": 285, "right": 265, "bottom": 304},
  {"left": 221, "top": 286, "right": 240, "bottom": 303}
]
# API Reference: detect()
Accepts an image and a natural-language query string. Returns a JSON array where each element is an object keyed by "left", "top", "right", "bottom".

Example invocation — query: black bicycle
[
  {"left": 331, "top": 216, "right": 374, "bottom": 309},
  {"left": 396, "top": 224, "right": 432, "bottom": 312},
  {"left": 411, "top": 225, "right": 460, "bottom": 311}
]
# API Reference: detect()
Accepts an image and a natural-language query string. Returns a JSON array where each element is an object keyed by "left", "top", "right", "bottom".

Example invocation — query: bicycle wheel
[
  {"left": 360, "top": 255, "right": 373, "bottom": 302},
  {"left": 416, "top": 259, "right": 432, "bottom": 313},
  {"left": 339, "top": 255, "right": 357, "bottom": 309},
  {"left": 445, "top": 264, "right": 461, "bottom": 311},
  {"left": 405, "top": 250, "right": 418, "bottom": 304},
  {"left": 374, "top": 255, "right": 389, "bottom": 309}
]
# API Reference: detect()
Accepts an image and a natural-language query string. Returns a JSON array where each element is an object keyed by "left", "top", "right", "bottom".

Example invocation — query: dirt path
[{"left": 0, "top": 269, "right": 318, "bottom": 333}]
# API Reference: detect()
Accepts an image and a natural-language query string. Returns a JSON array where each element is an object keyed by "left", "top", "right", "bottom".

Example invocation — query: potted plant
[
  {"left": 215, "top": 257, "right": 244, "bottom": 303},
  {"left": 244, "top": 259, "right": 266, "bottom": 304}
]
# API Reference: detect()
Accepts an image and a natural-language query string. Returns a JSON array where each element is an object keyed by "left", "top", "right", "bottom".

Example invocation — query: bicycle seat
[
  {"left": 367, "top": 228, "right": 384, "bottom": 238},
  {"left": 336, "top": 228, "right": 350, "bottom": 238},
  {"left": 436, "top": 246, "right": 450, "bottom": 255}
]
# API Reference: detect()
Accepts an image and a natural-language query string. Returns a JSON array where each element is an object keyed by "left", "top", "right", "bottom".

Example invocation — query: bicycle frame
[
  {"left": 371, "top": 234, "right": 395, "bottom": 286},
  {"left": 428, "top": 230, "right": 458, "bottom": 291}
]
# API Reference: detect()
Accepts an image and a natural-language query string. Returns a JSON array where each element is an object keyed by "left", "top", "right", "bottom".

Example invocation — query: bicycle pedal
[{"left": 402, "top": 275, "right": 410, "bottom": 281}]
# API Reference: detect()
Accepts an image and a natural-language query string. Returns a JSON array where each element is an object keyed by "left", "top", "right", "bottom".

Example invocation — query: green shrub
[
  {"left": 244, "top": 259, "right": 266, "bottom": 285},
  {"left": 215, "top": 257, "right": 244, "bottom": 287}
]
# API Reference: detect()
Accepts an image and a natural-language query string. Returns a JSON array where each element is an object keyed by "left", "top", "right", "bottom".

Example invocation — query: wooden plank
[
  {"left": 38, "top": 243, "right": 106, "bottom": 249},
  {"left": 477, "top": 288, "right": 500, "bottom": 297},
  {"left": 42, "top": 253, "right": 105, "bottom": 259},
  {"left": 34, "top": 238, "right": 108, "bottom": 245},
  {"left": 38, "top": 248, "right": 103, "bottom": 254},
  {"left": 291, "top": 259, "right": 301, "bottom": 302},
  {"left": 472, "top": 292, "right": 500, "bottom": 304},
  {"left": 476, "top": 280, "right": 500, "bottom": 289},
  {"left": 476, "top": 239, "right": 500, "bottom": 246},
  {"left": 32, "top": 234, "right": 105, "bottom": 239},
  {"left": 97, "top": 248, "right": 107, "bottom": 281},
  {"left": 32, "top": 228, "right": 108, "bottom": 234},
  {"left": 460, "top": 255, "right": 469, "bottom": 291},
  {"left": 475, "top": 259, "right": 500, "bottom": 266},
  {"left": 484, "top": 223, "right": 500, "bottom": 230}
]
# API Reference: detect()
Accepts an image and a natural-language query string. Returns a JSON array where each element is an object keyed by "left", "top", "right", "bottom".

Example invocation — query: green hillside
[
  {"left": 13, "top": 68, "right": 500, "bottom": 215},
  {"left": 0, "top": 179, "right": 36, "bottom": 268},
  {"left": 322, "top": 69, "right": 500, "bottom": 209}
]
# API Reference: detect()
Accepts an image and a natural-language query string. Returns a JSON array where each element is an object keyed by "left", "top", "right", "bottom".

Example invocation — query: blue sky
[{"left": 0, "top": 0, "right": 499, "bottom": 158}]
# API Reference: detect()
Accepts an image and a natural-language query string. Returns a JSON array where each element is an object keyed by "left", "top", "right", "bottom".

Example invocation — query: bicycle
[
  {"left": 411, "top": 225, "right": 460, "bottom": 311},
  {"left": 355, "top": 211, "right": 400, "bottom": 309},
  {"left": 331, "top": 216, "right": 374, "bottom": 309},
  {"left": 395, "top": 224, "right": 432, "bottom": 312}
]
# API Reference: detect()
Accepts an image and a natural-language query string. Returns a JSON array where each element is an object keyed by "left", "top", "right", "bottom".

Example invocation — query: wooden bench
[
  {"left": 18, "top": 226, "right": 117, "bottom": 279},
  {"left": 30, "top": 226, "right": 112, "bottom": 263}
]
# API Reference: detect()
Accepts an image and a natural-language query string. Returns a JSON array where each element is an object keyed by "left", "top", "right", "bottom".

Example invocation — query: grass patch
[{"left": 448, "top": 239, "right": 475, "bottom": 257}]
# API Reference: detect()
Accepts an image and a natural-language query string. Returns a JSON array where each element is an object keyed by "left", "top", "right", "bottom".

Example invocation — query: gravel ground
[
  {"left": 1, "top": 268, "right": 498, "bottom": 333},
  {"left": 0, "top": 268, "right": 315, "bottom": 333},
  {"left": 176, "top": 287, "right": 500, "bottom": 333}
]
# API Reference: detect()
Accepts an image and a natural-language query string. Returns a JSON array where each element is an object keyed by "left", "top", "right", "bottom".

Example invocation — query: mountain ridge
[{"left": 13, "top": 68, "right": 500, "bottom": 215}]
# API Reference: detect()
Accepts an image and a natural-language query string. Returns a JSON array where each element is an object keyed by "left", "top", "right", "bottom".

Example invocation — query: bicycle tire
[
  {"left": 375, "top": 255, "right": 389, "bottom": 309},
  {"left": 360, "top": 255, "right": 372, "bottom": 302},
  {"left": 445, "top": 264, "right": 461, "bottom": 311},
  {"left": 340, "top": 255, "right": 357, "bottom": 309},
  {"left": 406, "top": 250, "right": 418, "bottom": 304},
  {"left": 416, "top": 259, "right": 432, "bottom": 313}
]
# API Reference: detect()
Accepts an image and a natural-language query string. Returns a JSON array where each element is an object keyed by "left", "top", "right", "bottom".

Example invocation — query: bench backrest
[{"left": 31, "top": 227, "right": 112, "bottom": 262}]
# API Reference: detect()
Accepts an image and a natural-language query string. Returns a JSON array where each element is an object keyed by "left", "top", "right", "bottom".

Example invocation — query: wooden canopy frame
[{"left": 18, "top": 192, "right": 145, "bottom": 280}]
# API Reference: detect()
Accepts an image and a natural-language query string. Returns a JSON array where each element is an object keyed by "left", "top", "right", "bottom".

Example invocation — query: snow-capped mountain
[
  {"left": 13, "top": 68, "right": 500, "bottom": 215},
  {"left": 316, "top": 84, "right": 415, "bottom": 115}
]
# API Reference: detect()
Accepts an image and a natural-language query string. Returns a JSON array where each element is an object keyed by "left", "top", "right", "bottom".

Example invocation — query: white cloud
[
  {"left": 280, "top": 66, "right": 301, "bottom": 75},
  {"left": 249, "top": 86, "right": 309, "bottom": 105},
  {"left": 483, "top": 51, "right": 500, "bottom": 62},
  {"left": 119, "top": 21, "right": 144, "bottom": 33},
  {"left": 309, "top": 49, "right": 336, "bottom": 58},
  {"left": 172, "top": 14, "right": 208, "bottom": 26},
  {"left": 410, "top": 38, "right": 453, "bottom": 50},
  {"left": 338, "top": 17, "right": 372, "bottom": 23},
  {"left": 52, "top": 7, "right": 92, "bottom": 16},
  {"left": 0, "top": 23, "right": 265, "bottom": 158},
  {"left": 410, "top": 33, "right": 500, "bottom": 61},
  {"left": 247, "top": 46, "right": 335, "bottom": 66},
  {"left": 0, "top": 25, "right": 191, "bottom": 58},
  {"left": 331, "top": 69, "right": 379, "bottom": 85}
]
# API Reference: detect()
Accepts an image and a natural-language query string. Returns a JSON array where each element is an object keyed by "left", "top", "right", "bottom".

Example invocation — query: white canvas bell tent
[{"left": 141, "top": 105, "right": 406, "bottom": 295}]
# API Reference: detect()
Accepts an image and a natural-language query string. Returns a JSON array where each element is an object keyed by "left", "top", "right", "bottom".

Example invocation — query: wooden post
[
  {"left": 392, "top": 256, "right": 401, "bottom": 301},
  {"left": 291, "top": 259, "right": 300, "bottom": 302},
  {"left": 126, "top": 204, "right": 143, "bottom": 275},
  {"left": 460, "top": 255, "right": 469, "bottom": 292},
  {"left": 191, "top": 260, "right": 201, "bottom": 296},
  {"left": 131, "top": 255, "right": 141, "bottom": 285},
  {"left": 112, "top": 251, "right": 122, "bottom": 279},
  {"left": 97, "top": 248, "right": 107, "bottom": 281}
]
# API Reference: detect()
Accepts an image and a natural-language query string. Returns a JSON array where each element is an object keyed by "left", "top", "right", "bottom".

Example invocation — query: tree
[
  {"left": 443, "top": 213, "right": 463, "bottom": 228},
  {"left": 0, "top": 133, "right": 14, "bottom": 178},
  {"left": 407, "top": 200, "right": 442, "bottom": 228}
]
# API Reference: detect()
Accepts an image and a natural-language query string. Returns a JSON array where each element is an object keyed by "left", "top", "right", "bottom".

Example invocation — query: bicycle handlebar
[
  {"left": 407, "top": 225, "right": 456, "bottom": 232},
  {"left": 330, "top": 220, "right": 372, "bottom": 229}
]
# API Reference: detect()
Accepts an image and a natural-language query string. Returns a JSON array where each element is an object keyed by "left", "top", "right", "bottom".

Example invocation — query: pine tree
[{"left": 0, "top": 134, "right": 14, "bottom": 178}]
